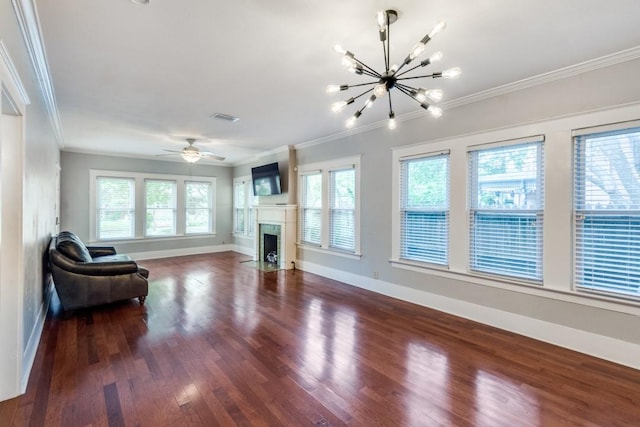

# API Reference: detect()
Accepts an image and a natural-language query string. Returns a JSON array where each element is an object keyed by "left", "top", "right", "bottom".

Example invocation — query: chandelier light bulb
[
  {"left": 414, "top": 91, "right": 427, "bottom": 102},
  {"left": 373, "top": 83, "right": 387, "bottom": 98},
  {"left": 377, "top": 10, "right": 386, "bottom": 28},
  {"left": 429, "top": 51, "right": 444, "bottom": 63},
  {"left": 346, "top": 117, "right": 357, "bottom": 128},
  {"left": 331, "top": 100, "right": 348, "bottom": 112},
  {"left": 365, "top": 95, "right": 377, "bottom": 109},
  {"left": 388, "top": 113, "right": 397, "bottom": 130},
  {"left": 326, "top": 85, "right": 341, "bottom": 93},
  {"left": 429, "top": 20, "right": 447, "bottom": 38},
  {"left": 442, "top": 67, "right": 462, "bottom": 79},
  {"left": 342, "top": 55, "right": 356, "bottom": 68},
  {"left": 429, "top": 105, "right": 443, "bottom": 118},
  {"left": 333, "top": 44, "right": 347, "bottom": 55},
  {"left": 409, "top": 42, "right": 426, "bottom": 61},
  {"left": 424, "top": 89, "right": 443, "bottom": 102}
]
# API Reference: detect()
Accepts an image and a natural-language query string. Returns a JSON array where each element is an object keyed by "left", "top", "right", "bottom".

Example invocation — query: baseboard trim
[
  {"left": 232, "top": 244, "right": 254, "bottom": 257},
  {"left": 21, "top": 280, "right": 53, "bottom": 392},
  {"left": 296, "top": 260, "right": 640, "bottom": 370}
]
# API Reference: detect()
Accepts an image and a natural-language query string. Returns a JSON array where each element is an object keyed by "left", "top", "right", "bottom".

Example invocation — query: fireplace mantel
[{"left": 255, "top": 204, "right": 297, "bottom": 270}]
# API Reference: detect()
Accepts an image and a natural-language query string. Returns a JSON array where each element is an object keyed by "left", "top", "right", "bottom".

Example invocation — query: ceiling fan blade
[
  {"left": 162, "top": 149, "right": 183, "bottom": 154},
  {"left": 200, "top": 151, "right": 226, "bottom": 161}
]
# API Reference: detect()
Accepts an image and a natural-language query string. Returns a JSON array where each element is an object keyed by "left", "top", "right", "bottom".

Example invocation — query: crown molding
[
  {"left": 0, "top": 41, "right": 30, "bottom": 107},
  {"left": 295, "top": 45, "right": 640, "bottom": 151},
  {"left": 12, "top": 0, "right": 64, "bottom": 148}
]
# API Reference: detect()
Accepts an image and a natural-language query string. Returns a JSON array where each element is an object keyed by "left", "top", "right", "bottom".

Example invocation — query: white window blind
[
  {"left": 97, "top": 177, "right": 135, "bottom": 240},
  {"left": 329, "top": 168, "right": 356, "bottom": 252},
  {"left": 301, "top": 172, "right": 322, "bottom": 245},
  {"left": 233, "top": 181, "right": 245, "bottom": 234},
  {"left": 185, "top": 181, "right": 212, "bottom": 234},
  {"left": 400, "top": 153, "right": 449, "bottom": 265},
  {"left": 145, "top": 179, "right": 177, "bottom": 236},
  {"left": 469, "top": 140, "right": 544, "bottom": 281},
  {"left": 574, "top": 127, "right": 640, "bottom": 299}
]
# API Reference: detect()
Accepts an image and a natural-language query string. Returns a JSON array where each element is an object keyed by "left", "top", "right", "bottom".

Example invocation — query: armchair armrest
[
  {"left": 87, "top": 246, "right": 117, "bottom": 257},
  {"left": 51, "top": 250, "right": 139, "bottom": 276}
]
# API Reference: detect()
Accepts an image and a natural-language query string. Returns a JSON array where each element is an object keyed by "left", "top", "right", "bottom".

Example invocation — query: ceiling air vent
[{"left": 210, "top": 113, "right": 240, "bottom": 123}]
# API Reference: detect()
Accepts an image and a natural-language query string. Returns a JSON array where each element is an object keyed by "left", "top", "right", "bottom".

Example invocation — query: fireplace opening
[{"left": 263, "top": 233, "right": 278, "bottom": 264}]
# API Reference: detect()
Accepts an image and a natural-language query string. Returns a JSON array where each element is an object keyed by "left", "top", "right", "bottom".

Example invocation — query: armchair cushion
[{"left": 56, "top": 231, "right": 92, "bottom": 262}]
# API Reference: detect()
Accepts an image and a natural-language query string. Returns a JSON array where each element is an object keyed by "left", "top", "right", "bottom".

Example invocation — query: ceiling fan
[{"left": 160, "top": 138, "right": 225, "bottom": 163}]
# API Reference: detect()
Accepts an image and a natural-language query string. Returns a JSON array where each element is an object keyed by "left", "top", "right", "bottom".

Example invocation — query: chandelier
[{"left": 327, "top": 10, "right": 461, "bottom": 130}]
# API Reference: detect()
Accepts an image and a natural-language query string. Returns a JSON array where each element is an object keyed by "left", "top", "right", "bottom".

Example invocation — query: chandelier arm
[
  {"left": 395, "top": 63, "right": 424, "bottom": 78},
  {"left": 396, "top": 85, "right": 421, "bottom": 103},
  {"left": 395, "top": 82, "right": 419, "bottom": 93},
  {"left": 386, "top": 12, "right": 391, "bottom": 72},
  {"left": 396, "top": 73, "right": 439, "bottom": 81},
  {"left": 387, "top": 90, "right": 394, "bottom": 114},
  {"left": 351, "top": 87, "right": 375, "bottom": 102},
  {"left": 361, "top": 69, "right": 382, "bottom": 78},
  {"left": 347, "top": 81, "right": 383, "bottom": 89},
  {"left": 351, "top": 57, "right": 382, "bottom": 77}
]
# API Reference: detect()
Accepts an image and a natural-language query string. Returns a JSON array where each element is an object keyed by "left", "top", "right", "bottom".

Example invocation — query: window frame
[
  {"left": 399, "top": 151, "right": 450, "bottom": 266},
  {"left": 573, "top": 124, "right": 640, "bottom": 300},
  {"left": 297, "top": 156, "right": 361, "bottom": 257},
  {"left": 233, "top": 176, "right": 256, "bottom": 238},
  {"left": 468, "top": 138, "right": 545, "bottom": 283},
  {"left": 185, "top": 180, "right": 214, "bottom": 235},
  {"left": 90, "top": 170, "right": 216, "bottom": 242}
]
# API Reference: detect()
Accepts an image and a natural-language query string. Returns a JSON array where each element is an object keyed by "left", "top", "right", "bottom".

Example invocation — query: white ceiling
[{"left": 35, "top": 0, "right": 640, "bottom": 165}]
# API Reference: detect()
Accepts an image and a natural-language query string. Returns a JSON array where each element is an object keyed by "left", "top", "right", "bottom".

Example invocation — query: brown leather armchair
[{"left": 48, "top": 231, "right": 149, "bottom": 310}]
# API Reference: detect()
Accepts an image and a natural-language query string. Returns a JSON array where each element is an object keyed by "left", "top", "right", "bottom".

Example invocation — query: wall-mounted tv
[{"left": 251, "top": 162, "right": 282, "bottom": 196}]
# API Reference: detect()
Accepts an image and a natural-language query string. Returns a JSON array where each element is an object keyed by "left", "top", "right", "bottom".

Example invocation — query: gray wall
[
  {"left": 1, "top": 0, "right": 60, "bottom": 382},
  {"left": 60, "top": 152, "right": 233, "bottom": 254},
  {"left": 296, "top": 58, "right": 640, "bottom": 348}
]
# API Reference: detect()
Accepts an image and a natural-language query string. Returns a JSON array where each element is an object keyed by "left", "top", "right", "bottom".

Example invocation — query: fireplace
[
  {"left": 260, "top": 224, "right": 281, "bottom": 264},
  {"left": 254, "top": 205, "right": 297, "bottom": 270}
]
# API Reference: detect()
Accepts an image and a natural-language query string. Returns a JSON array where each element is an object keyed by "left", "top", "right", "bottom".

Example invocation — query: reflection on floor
[{"left": 239, "top": 259, "right": 281, "bottom": 272}]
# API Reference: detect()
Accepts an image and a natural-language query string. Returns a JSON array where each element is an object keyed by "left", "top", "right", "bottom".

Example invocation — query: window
[
  {"left": 574, "top": 126, "right": 640, "bottom": 299},
  {"left": 468, "top": 138, "right": 544, "bottom": 281},
  {"left": 185, "top": 181, "right": 213, "bottom": 234},
  {"left": 300, "top": 172, "right": 322, "bottom": 245},
  {"left": 329, "top": 168, "right": 356, "bottom": 251},
  {"left": 90, "top": 170, "right": 216, "bottom": 241},
  {"left": 298, "top": 157, "right": 360, "bottom": 255},
  {"left": 145, "top": 179, "right": 176, "bottom": 236},
  {"left": 400, "top": 152, "right": 450, "bottom": 265},
  {"left": 234, "top": 180, "right": 246, "bottom": 234},
  {"left": 233, "top": 177, "right": 256, "bottom": 237},
  {"left": 96, "top": 177, "right": 135, "bottom": 240}
]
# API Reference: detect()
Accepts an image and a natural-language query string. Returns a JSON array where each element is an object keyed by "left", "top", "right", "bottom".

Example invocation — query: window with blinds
[
  {"left": 97, "top": 177, "right": 135, "bottom": 239},
  {"left": 400, "top": 153, "right": 449, "bottom": 265},
  {"left": 574, "top": 126, "right": 640, "bottom": 299},
  {"left": 185, "top": 181, "right": 212, "bottom": 234},
  {"left": 468, "top": 139, "right": 544, "bottom": 281},
  {"left": 301, "top": 173, "right": 322, "bottom": 245},
  {"left": 145, "top": 179, "right": 177, "bottom": 236},
  {"left": 329, "top": 168, "right": 356, "bottom": 251},
  {"left": 233, "top": 181, "right": 245, "bottom": 234}
]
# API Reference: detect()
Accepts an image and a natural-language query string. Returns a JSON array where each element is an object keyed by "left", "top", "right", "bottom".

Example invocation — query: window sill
[
  {"left": 298, "top": 243, "right": 362, "bottom": 260},
  {"left": 90, "top": 233, "right": 216, "bottom": 245},
  {"left": 233, "top": 233, "right": 254, "bottom": 240},
  {"left": 389, "top": 258, "right": 640, "bottom": 315}
]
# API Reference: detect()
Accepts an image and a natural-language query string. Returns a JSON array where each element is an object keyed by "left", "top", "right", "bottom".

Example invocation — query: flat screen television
[{"left": 251, "top": 162, "right": 282, "bottom": 196}]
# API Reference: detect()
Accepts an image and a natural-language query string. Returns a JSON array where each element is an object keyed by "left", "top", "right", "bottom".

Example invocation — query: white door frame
[{"left": 0, "top": 41, "right": 28, "bottom": 402}]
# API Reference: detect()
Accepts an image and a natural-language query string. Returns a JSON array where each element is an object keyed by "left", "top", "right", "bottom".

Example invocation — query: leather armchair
[{"left": 49, "top": 231, "right": 149, "bottom": 310}]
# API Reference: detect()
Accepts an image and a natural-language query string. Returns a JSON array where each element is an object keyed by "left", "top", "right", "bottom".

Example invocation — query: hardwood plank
[{"left": 2, "top": 251, "right": 640, "bottom": 426}]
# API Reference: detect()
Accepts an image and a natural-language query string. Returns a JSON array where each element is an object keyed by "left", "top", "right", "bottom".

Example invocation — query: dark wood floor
[{"left": 2, "top": 252, "right": 640, "bottom": 426}]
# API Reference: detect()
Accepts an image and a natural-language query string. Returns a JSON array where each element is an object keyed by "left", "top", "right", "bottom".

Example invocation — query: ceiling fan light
[{"left": 181, "top": 151, "right": 201, "bottom": 163}]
